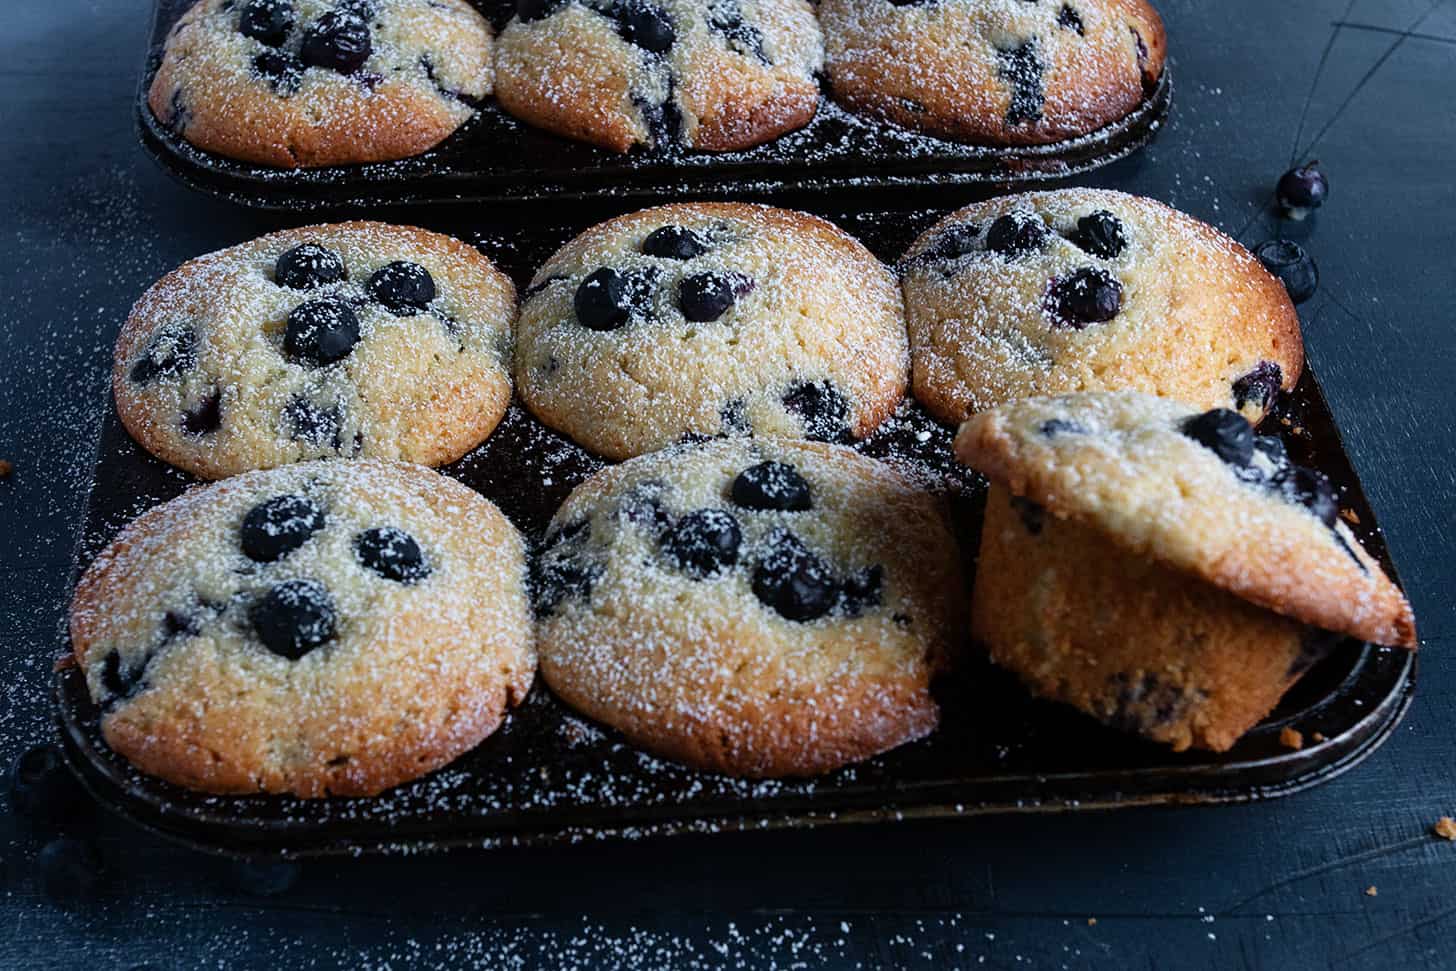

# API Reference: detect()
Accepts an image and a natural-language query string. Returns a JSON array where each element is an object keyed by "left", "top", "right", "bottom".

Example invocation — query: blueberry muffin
[
  {"left": 495, "top": 0, "right": 823, "bottom": 152},
  {"left": 956, "top": 392, "right": 1416, "bottom": 751},
  {"left": 515, "top": 203, "right": 908, "bottom": 460},
  {"left": 902, "top": 189, "right": 1303, "bottom": 425},
  {"left": 533, "top": 438, "right": 964, "bottom": 777},
  {"left": 68, "top": 460, "right": 535, "bottom": 797},
  {"left": 819, "top": 0, "right": 1165, "bottom": 145},
  {"left": 148, "top": 0, "right": 492, "bottom": 167},
  {"left": 115, "top": 221, "right": 516, "bottom": 480}
]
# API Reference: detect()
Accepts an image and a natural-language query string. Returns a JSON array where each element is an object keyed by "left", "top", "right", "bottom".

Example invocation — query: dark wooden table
[{"left": 3, "top": 1, "right": 1454, "bottom": 967}]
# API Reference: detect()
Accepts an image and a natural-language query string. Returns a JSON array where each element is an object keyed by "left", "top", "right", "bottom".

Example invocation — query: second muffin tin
[{"left": 138, "top": 0, "right": 1173, "bottom": 211}]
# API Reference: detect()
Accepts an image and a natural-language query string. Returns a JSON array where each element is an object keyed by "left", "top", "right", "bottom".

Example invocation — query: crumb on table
[
  {"left": 1365, "top": 885, "right": 1378, "bottom": 897},
  {"left": 1434, "top": 817, "right": 1456, "bottom": 841},
  {"left": 1280, "top": 726, "right": 1304, "bottom": 750},
  {"left": 0, "top": 459, "right": 12, "bottom": 478}
]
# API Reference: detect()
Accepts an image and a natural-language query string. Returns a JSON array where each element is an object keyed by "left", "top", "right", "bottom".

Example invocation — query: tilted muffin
[
  {"left": 819, "top": 0, "right": 1165, "bottom": 144},
  {"left": 148, "top": 0, "right": 492, "bottom": 167},
  {"left": 956, "top": 392, "right": 1416, "bottom": 751},
  {"left": 495, "top": 0, "right": 823, "bottom": 152},
  {"left": 115, "top": 221, "right": 516, "bottom": 480},
  {"left": 533, "top": 438, "right": 965, "bottom": 777},
  {"left": 902, "top": 189, "right": 1303, "bottom": 425},
  {"left": 515, "top": 203, "right": 908, "bottom": 460},
  {"left": 69, "top": 460, "right": 535, "bottom": 797}
]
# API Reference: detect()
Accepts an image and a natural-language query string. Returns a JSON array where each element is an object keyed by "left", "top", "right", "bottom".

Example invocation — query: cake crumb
[
  {"left": 1279, "top": 727, "right": 1304, "bottom": 750},
  {"left": 1340, "top": 508, "right": 1361, "bottom": 525},
  {"left": 1364, "top": 886, "right": 1378, "bottom": 897},
  {"left": 0, "top": 459, "right": 12, "bottom": 478},
  {"left": 1311, "top": 732, "right": 1326, "bottom": 743},
  {"left": 1433, "top": 817, "right": 1456, "bottom": 841},
  {"left": 1086, "top": 918, "right": 1097, "bottom": 926}
]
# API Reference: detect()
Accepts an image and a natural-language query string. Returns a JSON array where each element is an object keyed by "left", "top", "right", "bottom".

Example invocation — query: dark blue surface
[{"left": 3, "top": 1, "right": 1454, "bottom": 967}]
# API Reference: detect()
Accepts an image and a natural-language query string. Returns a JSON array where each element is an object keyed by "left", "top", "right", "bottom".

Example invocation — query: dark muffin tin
[
  {"left": 138, "top": 0, "right": 1173, "bottom": 211},
  {"left": 57, "top": 206, "right": 1416, "bottom": 859}
]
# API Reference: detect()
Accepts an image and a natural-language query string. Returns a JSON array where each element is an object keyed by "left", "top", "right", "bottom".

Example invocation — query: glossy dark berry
[
  {"left": 1233, "top": 360, "right": 1283, "bottom": 412},
  {"left": 838, "top": 564, "right": 883, "bottom": 617},
  {"left": 985, "top": 212, "right": 1049, "bottom": 258},
  {"left": 225, "top": 859, "right": 303, "bottom": 897},
  {"left": 927, "top": 223, "right": 981, "bottom": 261},
  {"left": 240, "top": 494, "right": 325, "bottom": 563},
  {"left": 783, "top": 380, "right": 852, "bottom": 443},
  {"left": 100, "top": 650, "right": 148, "bottom": 704},
  {"left": 1254, "top": 239, "right": 1318, "bottom": 304},
  {"left": 1253, "top": 434, "right": 1289, "bottom": 470},
  {"left": 661, "top": 509, "right": 741, "bottom": 578},
  {"left": 284, "top": 299, "right": 360, "bottom": 366},
  {"left": 1287, "top": 466, "right": 1339, "bottom": 528},
  {"left": 1073, "top": 210, "right": 1126, "bottom": 259},
  {"left": 678, "top": 272, "right": 751, "bottom": 322},
  {"left": 751, "top": 530, "right": 837, "bottom": 622},
  {"left": 37, "top": 838, "right": 105, "bottom": 903},
  {"left": 355, "top": 526, "right": 431, "bottom": 583},
  {"left": 997, "top": 41, "right": 1045, "bottom": 125},
  {"left": 575, "top": 267, "right": 634, "bottom": 331},
  {"left": 1047, "top": 268, "right": 1123, "bottom": 327},
  {"left": 1277, "top": 161, "right": 1329, "bottom": 219},
  {"left": 129, "top": 323, "right": 197, "bottom": 384},
  {"left": 275, "top": 243, "right": 345, "bottom": 290},
  {"left": 707, "top": 6, "right": 768, "bottom": 62},
  {"left": 252, "top": 49, "right": 303, "bottom": 95},
  {"left": 1180, "top": 408, "right": 1254, "bottom": 467},
  {"left": 641, "top": 225, "right": 709, "bottom": 260},
  {"left": 516, "top": 0, "right": 562, "bottom": 22},
  {"left": 367, "top": 261, "right": 436, "bottom": 315},
  {"left": 250, "top": 579, "right": 337, "bottom": 659},
  {"left": 238, "top": 0, "right": 294, "bottom": 47},
  {"left": 9, "top": 744, "right": 89, "bottom": 822},
  {"left": 1057, "top": 3, "right": 1085, "bottom": 34},
  {"left": 301, "top": 11, "right": 372, "bottom": 75},
  {"left": 731, "top": 461, "right": 812, "bottom": 512},
  {"left": 181, "top": 389, "right": 223, "bottom": 436},
  {"left": 616, "top": 2, "right": 675, "bottom": 54}
]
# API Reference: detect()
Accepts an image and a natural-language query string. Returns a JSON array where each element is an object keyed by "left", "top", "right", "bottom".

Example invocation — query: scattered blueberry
[
  {"left": 284, "top": 299, "right": 361, "bottom": 366},
  {"left": 707, "top": 3, "right": 768, "bottom": 63},
  {"left": 926, "top": 223, "right": 981, "bottom": 261},
  {"left": 275, "top": 243, "right": 345, "bottom": 290},
  {"left": 1232, "top": 360, "right": 1283, "bottom": 413},
  {"left": 367, "top": 261, "right": 436, "bottom": 316},
  {"left": 619, "top": 481, "right": 673, "bottom": 533},
  {"left": 751, "top": 530, "right": 837, "bottom": 622},
  {"left": 283, "top": 396, "right": 344, "bottom": 449},
  {"left": 225, "top": 859, "right": 303, "bottom": 896},
  {"left": 641, "top": 225, "right": 709, "bottom": 260},
  {"left": 783, "top": 380, "right": 852, "bottom": 443},
  {"left": 678, "top": 272, "right": 751, "bottom": 322},
  {"left": 1057, "top": 3, "right": 1085, "bottom": 34},
  {"left": 240, "top": 494, "right": 325, "bottom": 563},
  {"left": 1253, "top": 434, "right": 1289, "bottom": 470},
  {"left": 238, "top": 0, "right": 294, "bottom": 47},
  {"left": 575, "top": 267, "right": 633, "bottom": 331},
  {"left": 37, "top": 838, "right": 105, "bottom": 903},
  {"left": 301, "top": 11, "right": 372, "bottom": 75},
  {"left": 100, "top": 650, "right": 148, "bottom": 704},
  {"left": 997, "top": 41, "right": 1045, "bottom": 125},
  {"left": 615, "top": 2, "right": 675, "bottom": 55},
  {"left": 1180, "top": 408, "right": 1254, "bottom": 467},
  {"left": 355, "top": 526, "right": 431, "bottom": 583},
  {"left": 1254, "top": 239, "right": 1318, "bottom": 304},
  {"left": 1039, "top": 418, "right": 1086, "bottom": 438},
  {"left": 252, "top": 49, "right": 303, "bottom": 95},
  {"left": 1277, "top": 161, "right": 1329, "bottom": 219},
  {"left": 730, "top": 461, "right": 812, "bottom": 512},
  {"left": 250, "top": 579, "right": 337, "bottom": 660},
  {"left": 516, "top": 0, "right": 562, "bottom": 22},
  {"left": 163, "top": 608, "right": 205, "bottom": 640},
  {"left": 1072, "top": 210, "right": 1126, "bottom": 259},
  {"left": 661, "top": 509, "right": 742, "bottom": 578},
  {"left": 1011, "top": 495, "right": 1045, "bottom": 535},
  {"left": 129, "top": 323, "right": 197, "bottom": 384},
  {"left": 985, "top": 212, "right": 1049, "bottom": 258},
  {"left": 181, "top": 389, "right": 223, "bottom": 436},
  {"left": 1046, "top": 268, "right": 1123, "bottom": 327},
  {"left": 1286, "top": 465, "right": 1339, "bottom": 528},
  {"left": 1106, "top": 671, "right": 1187, "bottom": 733},
  {"left": 837, "top": 564, "right": 883, "bottom": 617},
  {"left": 531, "top": 558, "right": 600, "bottom": 617},
  {"left": 9, "top": 744, "right": 89, "bottom": 822}
]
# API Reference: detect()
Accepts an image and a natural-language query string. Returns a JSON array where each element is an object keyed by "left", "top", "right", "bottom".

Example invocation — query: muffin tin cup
[
  {"left": 138, "top": 0, "right": 1173, "bottom": 212},
  {"left": 56, "top": 206, "right": 1416, "bottom": 859}
]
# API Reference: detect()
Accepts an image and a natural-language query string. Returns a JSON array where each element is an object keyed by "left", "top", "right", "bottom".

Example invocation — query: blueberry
[
  {"left": 707, "top": 3, "right": 768, "bottom": 63},
  {"left": 355, "top": 526, "right": 431, "bottom": 583},
  {"left": 367, "top": 261, "right": 436, "bottom": 316},
  {"left": 284, "top": 299, "right": 360, "bottom": 366},
  {"left": 240, "top": 494, "right": 325, "bottom": 563},
  {"left": 129, "top": 323, "right": 197, "bottom": 384},
  {"left": 1180, "top": 408, "right": 1254, "bottom": 467},
  {"left": 661, "top": 509, "right": 741, "bottom": 578},
  {"left": 301, "top": 11, "right": 372, "bottom": 75},
  {"left": 1287, "top": 466, "right": 1339, "bottom": 528},
  {"left": 731, "top": 461, "right": 812, "bottom": 512},
  {"left": 751, "top": 530, "right": 837, "bottom": 622},
  {"left": 641, "top": 225, "right": 709, "bottom": 260},
  {"left": 838, "top": 564, "right": 883, "bottom": 617},
  {"left": 181, "top": 389, "right": 223, "bottom": 436},
  {"left": 1277, "top": 161, "right": 1329, "bottom": 219},
  {"left": 238, "top": 0, "right": 294, "bottom": 47},
  {"left": 618, "top": 481, "right": 673, "bottom": 533},
  {"left": 1010, "top": 495, "right": 1045, "bottom": 535},
  {"left": 9, "top": 744, "right": 89, "bottom": 822},
  {"left": 1254, "top": 239, "right": 1318, "bottom": 305},
  {"left": 1072, "top": 210, "right": 1126, "bottom": 259},
  {"left": 100, "top": 650, "right": 148, "bottom": 704},
  {"left": 283, "top": 396, "right": 344, "bottom": 450},
  {"left": 997, "top": 41, "right": 1045, "bottom": 125},
  {"left": 678, "top": 272, "right": 752, "bottom": 322},
  {"left": 250, "top": 579, "right": 337, "bottom": 660},
  {"left": 1039, "top": 418, "right": 1086, "bottom": 438},
  {"left": 1057, "top": 3, "right": 1085, "bottom": 34},
  {"left": 927, "top": 223, "right": 981, "bottom": 261},
  {"left": 1254, "top": 434, "right": 1289, "bottom": 469},
  {"left": 783, "top": 380, "right": 852, "bottom": 443},
  {"left": 225, "top": 859, "right": 303, "bottom": 897},
  {"left": 1047, "top": 268, "right": 1123, "bottom": 327},
  {"left": 575, "top": 267, "right": 633, "bottom": 331},
  {"left": 615, "top": 2, "right": 675, "bottom": 54},
  {"left": 516, "top": 0, "right": 562, "bottom": 21},
  {"left": 531, "top": 559, "right": 600, "bottom": 617},
  {"left": 985, "top": 212, "right": 1049, "bottom": 258},
  {"left": 252, "top": 49, "right": 303, "bottom": 95},
  {"left": 1233, "top": 360, "right": 1283, "bottom": 413},
  {"left": 275, "top": 243, "right": 345, "bottom": 290},
  {"left": 37, "top": 838, "right": 105, "bottom": 903}
]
